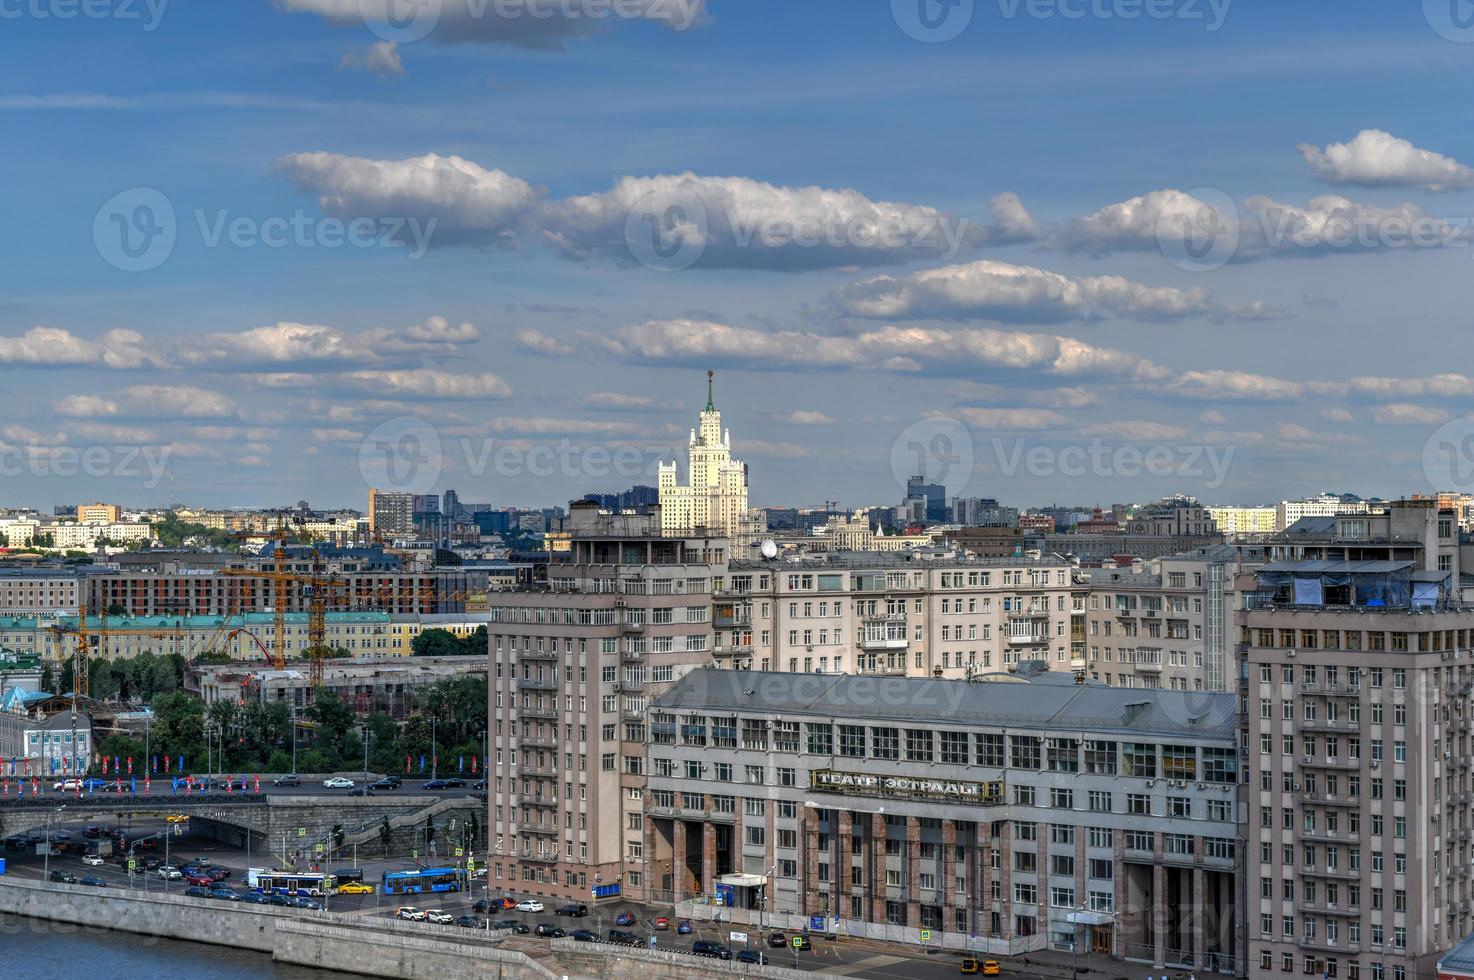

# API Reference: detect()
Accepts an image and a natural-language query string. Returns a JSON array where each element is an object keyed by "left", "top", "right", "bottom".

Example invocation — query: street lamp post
[{"left": 43, "top": 804, "right": 66, "bottom": 879}]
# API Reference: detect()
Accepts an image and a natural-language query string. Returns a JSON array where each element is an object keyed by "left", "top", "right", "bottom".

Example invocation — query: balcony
[
  {"left": 1302, "top": 865, "right": 1357, "bottom": 881},
  {"left": 1297, "top": 756, "right": 1359, "bottom": 771},
  {"left": 1133, "top": 661, "right": 1164, "bottom": 673},
  {"left": 859, "top": 636, "right": 908, "bottom": 651},
  {"left": 714, "top": 613, "right": 751, "bottom": 629},
  {"left": 622, "top": 708, "right": 646, "bottom": 723},
  {"left": 1299, "top": 828, "right": 1351, "bottom": 844},
  {"left": 517, "top": 735, "right": 558, "bottom": 750},
  {"left": 1297, "top": 792, "right": 1360, "bottom": 807},
  {"left": 522, "top": 705, "right": 559, "bottom": 720},
  {"left": 1296, "top": 719, "right": 1361, "bottom": 734},
  {"left": 1301, "top": 902, "right": 1360, "bottom": 918},
  {"left": 1298, "top": 682, "right": 1361, "bottom": 697},
  {"left": 516, "top": 677, "right": 557, "bottom": 691},
  {"left": 1006, "top": 633, "right": 1048, "bottom": 646},
  {"left": 519, "top": 851, "right": 561, "bottom": 864},
  {"left": 620, "top": 622, "right": 646, "bottom": 634},
  {"left": 518, "top": 823, "right": 559, "bottom": 837},
  {"left": 713, "top": 642, "right": 753, "bottom": 656},
  {"left": 1298, "top": 939, "right": 1359, "bottom": 955},
  {"left": 620, "top": 648, "right": 643, "bottom": 661},
  {"left": 520, "top": 649, "right": 559, "bottom": 661},
  {"left": 523, "top": 795, "right": 559, "bottom": 809},
  {"left": 518, "top": 765, "right": 559, "bottom": 779}
]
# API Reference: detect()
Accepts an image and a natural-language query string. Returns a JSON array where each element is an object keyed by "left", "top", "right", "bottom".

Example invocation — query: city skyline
[{"left": 8, "top": 3, "right": 1474, "bottom": 506}]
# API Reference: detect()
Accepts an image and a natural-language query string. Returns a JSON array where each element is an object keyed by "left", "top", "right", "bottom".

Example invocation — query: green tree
[{"left": 410, "top": 628, "right": 461, "bottom": 657}]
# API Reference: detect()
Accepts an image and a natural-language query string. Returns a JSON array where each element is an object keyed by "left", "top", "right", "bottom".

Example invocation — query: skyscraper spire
[{"left": 705, "top": 368, "right": 715, "bottom": 412}]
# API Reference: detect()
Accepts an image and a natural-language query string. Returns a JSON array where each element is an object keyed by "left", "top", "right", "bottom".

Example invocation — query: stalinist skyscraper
[{"left": 658, "top": 371, "right": 762, "bottom": 549}]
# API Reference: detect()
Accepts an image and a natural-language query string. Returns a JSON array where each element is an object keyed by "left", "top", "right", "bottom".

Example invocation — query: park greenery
[{"left": 410, "top": 626, "right": 487, "bottom": 657}]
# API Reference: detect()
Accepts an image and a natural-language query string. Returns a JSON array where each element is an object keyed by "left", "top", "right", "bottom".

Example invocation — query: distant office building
[
  {"left": 659, "top": 372, "right": 756, "bottom": 545},
  {"left": 1019, "top": 513, "right": 1056, "bottom": 533},
  {"left": 1275, "top": 493, "right": 1379, "bottom": 532},
  {"left": 368, "top": 489, "right": 415, "bottom": 537},
  {"left": 412, "top": 494, "right": 440, "bottom": 516},
  {"left": 942, "top": 526, "right": 1026, "bottom": 558},
  {"left": 1126, "top": 497, "right": 1217, "bottom": 537},
  {"left": 1206, "top": 505, "right": 1276, "bottom": 537},
  {"left": 442, "top": 489, "right": 461, "bottom": 518},
  {"left": 75, "top": 503, "right": 120, "bottom": 525},
  {"left": 905, "top": 475, "right": 947, "bottom": 523},
  {"left": 953, "top": 497, "right": 1018, "bottom": 527},
  {"left": 474, "top": 511, "right": 512, "bottom": 536}
]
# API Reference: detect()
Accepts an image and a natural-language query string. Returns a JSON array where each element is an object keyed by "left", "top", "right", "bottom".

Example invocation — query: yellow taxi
[
  {"left": 960, "top": 957, "right": 980, "bottom": 974},
  {"left": 336, "top": 882, "right": 374, "bottom": 895},
  {"left": 983, "top": 960, "right": 1002, "bottom": 976}
]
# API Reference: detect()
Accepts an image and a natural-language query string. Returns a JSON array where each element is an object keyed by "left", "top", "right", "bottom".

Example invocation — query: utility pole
[
  {"left": 43, "top": 804, "right": 65, "bottom": 879},
  {"left": 430, "top": 715, "right": 437, "bottom": 779}
]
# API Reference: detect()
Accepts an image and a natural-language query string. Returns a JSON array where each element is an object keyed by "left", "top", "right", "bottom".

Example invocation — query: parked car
[
  {"left": 48, "top": 870, "right": 79, "bottom": 884},
  {"left": 766, "top": 932, "right": 789, "bottom": 948},
  {"left": 494, "top": 919, "right": 530, "bottom": 934},
  {"left": 614, "top": 911, "right": 636, "bottom": 926},
  {"left": 570, "top": 929, "right": 598, "bottom": 942},
  {"left": 266, "top": 894, "right": 292, "bottom": 907},
  {"left": 607, "top": 929, "right": 638, "bottom": 945},
  {"left": 184, "top": 886, "right": 211, "bottom": 898},
  {"left": 471, "top": 778, "right": 488, "bottom": 791},
  {"left": 554, "top": 903, "right": 587, "bottom": 917},
  {"left": 371, "top": 776, "right": 401, "bottom": 790},
  {"left": 81, "top": 854, "right": 104, "bottom": 867},
  {"left": 272, "top": 774, "right": 301, "bottom": 787},
  {"left": 653, "top": 916, "right": 671, "bottom": 931},
  {"left": 156, "top": 865, "right": 182, "bottom": 880},
  {"left": 396, "top": 906, "right": 426, "bottom": 921},
  {"left": 207, "top": 866, "right": 231, "bottom": 881},
  {"left": 239, "top": 893, "right": 270, "bottom": 905},
  {"left": 185, "top": 871, "right": 213, "bottom": 886},
  {"left": 489, "top": 897, "right": 517, "bottom": 911},
  {"left": 692, "top": 940, "right": 732, "bottom": 960},
  {"left": 79, "top": 876, "right": 108, "bottom": 888},
  {"left": 208, "top": 888, "right": 241, "bottom": 902},
  {"left": 515, "top": 899, "right": 544, "bottom": 913},
  {"left": 290, "top": 897, "right": 323, "bottom": 911},
  {"left": 961, "top": 958, "right": 980, "bottom": 975},
  {"left": 473, "top": 899, "right": 490, "bottom": 914},
  {"left": 676, "top": 919, "right": 693, "bottom": 935},
  {"left": 426, "top": 909, "right": 454, "bottom": 925},
  {"left": 737, "top": 950, "right": 769, "bottom": 965},
  {"left": 534, "top": 923, "right": 566, "bottom": 938},
  {"left": 982, "top": 960, "right": 1002, "bottom": 976},
  {"left": 455, "top": 915, "right": 481, "bottom": 928}
]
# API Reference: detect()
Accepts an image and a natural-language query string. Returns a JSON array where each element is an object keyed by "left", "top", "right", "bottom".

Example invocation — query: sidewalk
[{"left": 807, "top": 935, "right": 1161, "bottom": 980}]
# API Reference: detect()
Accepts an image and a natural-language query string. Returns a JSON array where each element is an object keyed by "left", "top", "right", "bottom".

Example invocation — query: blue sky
[{"left": 6, "top": 0, "right": 1474, "bottom": 511}]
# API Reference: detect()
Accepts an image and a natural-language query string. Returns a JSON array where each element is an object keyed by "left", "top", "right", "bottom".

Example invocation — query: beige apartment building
[
  {"left": 712, "top": 553, "right": 1083, "bottom": 680},
  {"left": 485, "top": 505, "right": 728, "bottom": 903},
  {"left": 1242, "top": 560, "right": 1470, "bottom": 980}
]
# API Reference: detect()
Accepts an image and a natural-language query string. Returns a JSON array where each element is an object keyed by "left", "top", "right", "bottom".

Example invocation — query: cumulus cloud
[
  {"left": 337, "top": 41, "right": 404, "bottom": 77},
  {"left": 1059, "top": 187, "right": 1463, "bottom": 261},
  {"left": 1346, "top": 374, "right": 1474, "bottom": 400},
  {"left": 1298, "top": 129, "right": 1474, "bottom": 192},
  {"left": 54, "top": 385, "right": 236, "bottom": 419},
  {"left": 0, "top": 326, "right": 160, "bottom": 369},
  {"left": 277, "top": 151, "right": 1040, "bottom": 270},
  {"left": 1370, "top": 403, "right": 1450, "bottom": 425},
  {"left": 779, "top": 410, "right": 838, "bottom": 425},
  {"left": 577, "top": 319, "right": 1169, "bottom": 382},
  {"left": 583, "top": 392, "right": 675, "bottom": 412},
  {"left": 340, "top": 368, "right": 511, "bottom": 399},
  {"left": 952, "top": 381, "right": 1098, "bottom": 409},
  {"left": 836, "top": 258, "right": 1280, "bottom": 323},
  {"left": 481, "top": 416, "right": 646, "bottom": 436},
  {"left": 516, "top": 329, "right": 575, "bottom": 357},
  {"left": 953, "top": 408, "right": 1071, "bottom": 430},
  {"left": 276, "top": 152, "right": 541, "bottom": 247},
  {"left": 1322, "top": 408, "right": 1354, "bottom": 423},
  {"left": 1198, "top": 410, "right": 1228, "bottom": 425},
  {"left": 179, "top": 316, "right": 480, "bottom": 368},
  {"left": 1080, "top": 420, "right": 1192, "bottom": 441},
  {"left": 280, "top": 0, "right": 707, "bottom": 49}
]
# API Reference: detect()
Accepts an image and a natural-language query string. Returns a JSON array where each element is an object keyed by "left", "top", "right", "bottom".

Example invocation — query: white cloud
[
  {"left": 0, "top": 326, "right": 159, "bottom": 369},
  {"left": 53, "top": 395, "right": 119, "bottom": 418},
  {"left": 1370, "top": 403, "right": 1450, "bottom": 425},
  {"left": 1164, "top": 370, "right": 1313, "bottom": 402},
  {"left": 337, "top": 41, "right": 404, "bottom": 78},
  {"left": 280, "top": 0, "right": 706, "bottom": 48},
  {"left": 583, "top": 392, "right": 673, "bottom": 412},
  {"left": 401, "top": 316, "right": 479, "bottom": 344},
  {"left": 54, "top": 386, "right": 236, "bottom": 419},
  {"left": 1346, "top": 374, "right": 1474, "bottom": 400},
  {"left": 953, "top": 408, "right": 1072, "bottom": 430},
  {"left": 1080, "top": 420, "right": 1192, "bottom": 441},
  {"left": 516, "top": 329, "right": 575, "bottom": 357},
  {"left": 1276, "top": 422, "right": 1318, "bottom": 442},
  {"left": 780, "top": 410, "right": 838, "bottom": 425},
  {"left": 1298, "top": 129, "right": 1474, "bottom": 192},
  {"left": 952, "top": 381, "right": 1098, "bottom": 409},
  {"left": 341, "top": 368, "right": 511, "bottom": 399},
  {"left": 277, "top": 152, "right": 540, "bottom": 247},
  {"left": 588, "top": 319, "right": 1169, "bottom": 383},
  {"left": 1198, "top": 410, "right": 1228, "bottom": 425},
  {"left": 1322, "top": 408, "right": 1355, "bottom": 423},
  {"left": 837, "top": 258, "right": 1280, "bottom": 323},
  {"left": 481, "top": 416, "right": 646, "bottom": 436},
  {"left": 183, "top": 322, "right": 380, "bottom": 367}
]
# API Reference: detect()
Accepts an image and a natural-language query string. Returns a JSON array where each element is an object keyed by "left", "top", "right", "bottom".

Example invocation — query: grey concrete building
[{"left": 646, "top": 668, "right": 1242, "bottom": 970}]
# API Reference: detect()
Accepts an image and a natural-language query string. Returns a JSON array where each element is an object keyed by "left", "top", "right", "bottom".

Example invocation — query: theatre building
[{"left": 646, "top": 666, "right": 1243, "bottom": 971}]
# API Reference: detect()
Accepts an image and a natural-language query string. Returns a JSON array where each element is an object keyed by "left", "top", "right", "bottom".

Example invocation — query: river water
[{"left": 1, "top": 913, "right": 360, "bottom": 979}]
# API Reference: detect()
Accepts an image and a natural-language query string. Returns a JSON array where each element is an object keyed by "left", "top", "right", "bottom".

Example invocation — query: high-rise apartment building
[
  {"left": 368, "top": 489, "right": 415, "bottom": 537},
  {"left": 658, "top": 372, "right": 755, "bottom": 546},
  {"left": 75, "top": 503, "right": 121, "bottom": 525},
  {"left": 485, "top": 504, "right": 728, "bottom": 902}
]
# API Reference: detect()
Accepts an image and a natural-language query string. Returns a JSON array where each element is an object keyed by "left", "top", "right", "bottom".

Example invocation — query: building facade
[
  {"left": 647, "top": 669, "right": 1242, "bottom": 971},
  {"left": 658, "top": 373, "right": 754, "bottom": 545}
]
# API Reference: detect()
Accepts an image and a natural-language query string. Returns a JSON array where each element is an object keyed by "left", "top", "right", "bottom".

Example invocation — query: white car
[
  {"left": 53, "top": 778, "right": 83, "bottom": 792},
  {"left": 322, "top": 777, "right": 355, "bottom": 789},
  {"left": 396, "top": 906, "right": 425, "bottom": 921},
  {"left": 425, "top": 909, "right": 453, "bottom": 924},
  {"left": 157, "top": 866, "right": 182, "bottom": 880},
  {"left": 81, "top": 854, "right": 104, "bottom": 867},
  {"left": 515, "top": 900, "right": 544, "bottom": 913}
]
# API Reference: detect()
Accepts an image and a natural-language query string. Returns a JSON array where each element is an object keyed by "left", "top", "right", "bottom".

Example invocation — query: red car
[
  {"left": 653, "top": 917, "right": 671, "bottom": 931},
  {"left": 491, "top": 897, "right": 516, "bottom": 911},
  {"left": 185, "top": 871, "right": 213, "bottom": 886}
]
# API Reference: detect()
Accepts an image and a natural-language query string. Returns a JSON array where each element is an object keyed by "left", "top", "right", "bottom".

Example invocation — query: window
[
  {"left": 1123, "top": 742, "right": 1157, "bottom": 777},
  {"left": 976, "top": 733, "right": 1005, "bottom": 767},
  {"left": 838, "top": 725, "right": 866, "bottom": 757},
  {"left": 873, "top": 727, "right": 899, "bottom": 760},
  {"left": 1010, "top": 735, "right": 1041, "bottom": 769},
  {"left": 806, "top": 723, "right": 833, "bottom": 755},
  {"left": 1127, "top": 793, "right": 1151, "bottom": 815},
  {"left": 1084, "top": 739, "right": 1117, "bottom": 774}
]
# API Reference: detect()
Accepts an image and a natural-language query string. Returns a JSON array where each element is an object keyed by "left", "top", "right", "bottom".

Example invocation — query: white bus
[{"left": 246, "top": 867, "right": 338, "bottom": 897}]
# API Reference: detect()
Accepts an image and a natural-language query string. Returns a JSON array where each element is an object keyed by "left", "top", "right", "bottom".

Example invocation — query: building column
[
  {"left": 672, "top": 819, "right": 687, "bottom": 902},
  {"left": 870, "top": 812, "right": 888, "bottom": 925},
  {"left": 804, "top": 818, "right": 823, "bottom": 916},
  {"left": 837, "top": 809, "right": 853, "bottom": 920},
  {"left": 1191, "top": 867, "right": 1206, "bottom": 969},
  {"left": 941, "top": 820, "right": 957, "bottom": 933},
  {"left": 1152, "top": 861, "right": 1167, "bottom": 968},
  {"left": 905, "top": 817, "right": 922, "bottom": 927},
  {"left": 702, "top": 823, "right": 717, "bottom": 903}
]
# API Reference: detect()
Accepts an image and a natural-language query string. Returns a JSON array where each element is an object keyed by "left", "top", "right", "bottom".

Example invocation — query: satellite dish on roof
[{"left": 759, "top": 540, "right": 778, "bottom": 559}]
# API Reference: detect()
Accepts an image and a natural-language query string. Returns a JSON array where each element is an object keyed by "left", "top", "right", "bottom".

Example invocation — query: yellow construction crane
[
  {"left": 221, "top": 551, "right": 345, "bottom": 684},
  {"left": 48, "top": 607, "right": 185, "bottom": 699}
]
